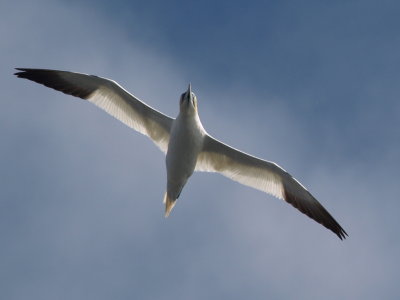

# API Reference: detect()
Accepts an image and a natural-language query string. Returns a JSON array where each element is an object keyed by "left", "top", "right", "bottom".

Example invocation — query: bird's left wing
[
  {"left": 15, "top": 68, "right": 173, "bottom": 153},
  {"left": 196, "top": 134, "right": 347, "bottom": 239}
]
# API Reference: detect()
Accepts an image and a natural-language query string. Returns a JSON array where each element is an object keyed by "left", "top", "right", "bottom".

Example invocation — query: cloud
[{"left": 1, "top": 0, "right": 400, "bottom": 299}]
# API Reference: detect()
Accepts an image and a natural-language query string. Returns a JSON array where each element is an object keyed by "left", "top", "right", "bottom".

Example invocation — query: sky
[{"left": 1, "top": 0, "right": 400, "bottom": 299}]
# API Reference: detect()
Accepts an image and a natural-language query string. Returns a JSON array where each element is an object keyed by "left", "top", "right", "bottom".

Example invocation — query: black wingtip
[
  {"left": 283, "top": 187, "right": 348, "bottom": 241},
  {"left": 14, "top": 67, "right": 27, "bottom": 76},
  {"left": 333, "top": 218, "right": 348, "bottom": 240},
  {"left": 14, "top": 68, "right": 36, "bottom": 78},
  {"left": 329, "top": 222, "right": 348, "bottom": 240},
  {"left": 14, "top": 68, "right": 96, "bottom": 99},
  {"left": 338, "top": 228, "right": 349, "bottom": 241}
]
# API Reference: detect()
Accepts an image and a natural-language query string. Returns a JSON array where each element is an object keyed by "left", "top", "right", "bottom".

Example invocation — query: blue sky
[{"left": 1, "top": 0, "right": 399, "bottom": 299}]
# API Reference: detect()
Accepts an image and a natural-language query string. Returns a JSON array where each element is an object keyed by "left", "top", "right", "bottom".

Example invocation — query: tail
[{"left": 163, "top": 192, "right": 177, "bottom": 217}]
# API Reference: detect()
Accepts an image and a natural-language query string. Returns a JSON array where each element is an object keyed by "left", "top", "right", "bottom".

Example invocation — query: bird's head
[{"left": 179, "top": 83, "right": 198, "bottom": 115}]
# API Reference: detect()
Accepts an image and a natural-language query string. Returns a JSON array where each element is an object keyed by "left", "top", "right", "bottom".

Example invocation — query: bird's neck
[{"left": 176, "top": 111, "right": 206, "bottom": 134}]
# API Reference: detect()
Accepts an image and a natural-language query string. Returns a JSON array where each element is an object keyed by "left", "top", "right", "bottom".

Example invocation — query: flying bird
[{"left": 15, "top": 68, "right": 347, "bottom": 240}]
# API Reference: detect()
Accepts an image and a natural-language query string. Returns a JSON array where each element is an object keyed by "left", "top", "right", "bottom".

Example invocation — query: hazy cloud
[{"left": 1, "top": 0, "right": 399, "bottom": 299}]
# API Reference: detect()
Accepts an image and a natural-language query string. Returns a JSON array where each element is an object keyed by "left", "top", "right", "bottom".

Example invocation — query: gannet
[{"left": 15, "top": 68, "right": 348, "bottom": 240}]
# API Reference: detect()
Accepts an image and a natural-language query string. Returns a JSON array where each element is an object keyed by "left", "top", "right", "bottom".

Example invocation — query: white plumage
[{"left": 15, "top": 68, "right": 347, "bottom": 240}]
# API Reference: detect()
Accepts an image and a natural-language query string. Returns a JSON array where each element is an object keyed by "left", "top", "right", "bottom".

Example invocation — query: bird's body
[
  {"left": 165, "top": 94, "right": 206, "bottom": 215},
  {"left": 15, "top": 68, "right": 348, "bottom": 240}
]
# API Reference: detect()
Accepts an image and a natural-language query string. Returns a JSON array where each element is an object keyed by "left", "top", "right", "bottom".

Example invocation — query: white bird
[{"left": 15, "top": 68, "right": 347, "bottom": 240}]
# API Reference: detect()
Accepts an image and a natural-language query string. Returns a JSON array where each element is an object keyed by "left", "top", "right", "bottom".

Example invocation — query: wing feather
[
  {"left": 15, "top": 68, "right": 173, "bottom": 152},
  {"left": 196, "top": 135, "right": 347, "bottom": 239}
]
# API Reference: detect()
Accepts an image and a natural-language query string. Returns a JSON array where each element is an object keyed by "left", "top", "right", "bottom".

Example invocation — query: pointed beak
[{"left": 187, "top": 83, "right": 192, "bottom": 99}]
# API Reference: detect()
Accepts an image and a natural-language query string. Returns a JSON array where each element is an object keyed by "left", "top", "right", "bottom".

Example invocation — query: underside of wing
[
  {"left": 15, "top": 68, "right": 173, "bottom": 153},
  {"left": 196, "top": 135, "right": 348, "bottom": 240}
]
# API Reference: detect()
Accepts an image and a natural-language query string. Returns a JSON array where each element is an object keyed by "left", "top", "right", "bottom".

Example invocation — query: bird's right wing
[
  {"left": 196, "top": 134, "right": 347, "bottom": 240},
  {"left": 15, "top": 68, "right": 173, "bottom": 153}
]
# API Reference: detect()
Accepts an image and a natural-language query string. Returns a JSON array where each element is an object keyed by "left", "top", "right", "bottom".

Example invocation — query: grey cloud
[{"left": 1, "top": 0, "right": 399, "bottom": 299}]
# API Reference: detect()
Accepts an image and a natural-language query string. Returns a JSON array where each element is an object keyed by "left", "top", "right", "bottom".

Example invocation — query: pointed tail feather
[{"left": 163, "top": 192, "right": 176, "bottom": 217}]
